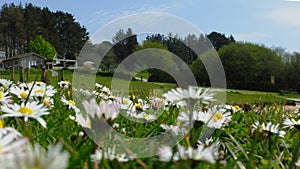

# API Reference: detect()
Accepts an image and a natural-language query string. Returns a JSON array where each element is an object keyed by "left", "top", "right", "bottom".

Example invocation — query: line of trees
[
  {"left": 0, "top": 3, "right": 89, "bottom": 59},
  {"left": 2, "top": 2, "right": 298, "bottom": 92},
  {"left": 93, "top": 29, "right": 299, "bottom": 92}
]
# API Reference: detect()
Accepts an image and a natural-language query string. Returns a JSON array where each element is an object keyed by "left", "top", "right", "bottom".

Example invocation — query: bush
[
  {"left": 96, "top": 71, "right": 133, "bottom": 80},
  {"left": 148, "top": 71, "right": 175, "bottom": 83}
]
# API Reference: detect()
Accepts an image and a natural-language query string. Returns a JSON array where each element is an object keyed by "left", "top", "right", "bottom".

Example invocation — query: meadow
[{"left": 0, "top": 69, "right": 299, "bottom": 169}]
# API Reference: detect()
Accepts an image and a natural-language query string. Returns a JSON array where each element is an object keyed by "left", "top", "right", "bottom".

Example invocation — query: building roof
[{"left": 2, "top": 52, "right": 46, "bottom": 62}]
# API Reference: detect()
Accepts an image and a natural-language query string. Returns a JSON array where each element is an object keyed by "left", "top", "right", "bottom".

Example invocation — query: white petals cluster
[
  {"left": 157, "top": 143, "right": 219, "bottom": 163},
  {"left": 283, "top": 118, "right": 300, "bottom": 129},
  {"left": 5, "top": 143, "right": 69, "bottom": 169},
  {"left": 163, "top": 86, "right": 214, "bottom": 107},
  {"left": 252, "top": 121, "right": 286, "bottom": 138},
  {"left": 1, "top": 101, "right": 49, "bottom": 128},
  {"left": 91, "top": 146, "right": 135, "bottom": 163}
]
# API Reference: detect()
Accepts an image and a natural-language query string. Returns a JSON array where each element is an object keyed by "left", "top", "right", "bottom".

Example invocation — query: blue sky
[{"left": 1, "top": 0, "right": 300, "bottom": 52}]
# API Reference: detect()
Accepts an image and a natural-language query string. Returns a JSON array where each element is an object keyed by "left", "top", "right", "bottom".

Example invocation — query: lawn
[
  {"left": 0, "top": 68, "right": 300, "bottom": 169},
  {"left": 1, "top": 68, "right": 299, "bottom": 105}
]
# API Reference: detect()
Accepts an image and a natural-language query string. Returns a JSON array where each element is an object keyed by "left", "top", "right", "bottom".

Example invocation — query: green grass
[
  {"left": 225, "top": 91, "right": 287, "bottom": 105},
  {"left": 135, "top": 71, "right": 149, "bottom": 79},
  {"left": 1, "top": 69, "right": 300, "bottom": 104},
  {"left": 1, "top": 69, "right": 300, "bottom": 169}
]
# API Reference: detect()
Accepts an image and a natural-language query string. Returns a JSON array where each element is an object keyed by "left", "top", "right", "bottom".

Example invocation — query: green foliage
[
  {"left": 207, "top": 31, "right": 235, "bottom": 50},
  {"left": 28, "top": 35, "right": 56, "bottom": 59},
  {"left": 0, "top": 3, "right": 88, "bottom": 59},
  {"left": 217, "top": 42, "right": 282, "bottom": 91},
  {"left": 112, "top": 28, "right": 139, "bottom": 64}
]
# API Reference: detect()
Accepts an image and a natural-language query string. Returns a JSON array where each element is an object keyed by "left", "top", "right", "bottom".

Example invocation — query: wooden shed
[{"left": 2, "top": 52, "right": 46, "bottom": 69}]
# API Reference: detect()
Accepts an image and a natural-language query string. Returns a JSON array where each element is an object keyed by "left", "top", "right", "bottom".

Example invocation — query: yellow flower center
[
  {"left": 123, "top": 99, "right": 129, "bottom": 104},
  {"left": 68, "top": 100, "right": 75, "bottom": 106},
  {"left": 37, "top": 81, "right": 44, "bottom": 85},
  {"left": 143, "top": 113, "right": 150, "bottom": 119},
  {"left": 0, "top": 119, "right": 4, "bottom": 128},
  {"left": 44, "top": 101, "right": 51, "bottom": 108},
  {"left": 234, "top": 105, "right": 240, "bottom": 110},
  {"left": 0, "top": 145, "right": 2, "bottom": 153},
  {"left": 18, "top": 107, "right": 34, "bottom": 115},
  {"left": 20, "top": 92, "right": 27, "bottom": 99},
  {"left": 212, "top": 112, "right": 223, "bottom": 122},
  {"left": 135, "top": 103, "right": 141, "bottom": 109},
  {"left": 31, "top": 167, "right": 41, "bottom": 169},
  {"left": 34, "top": 89, "right": 45, "bottom": 94},
  {"left": 87, "top": 120, "right": 91, "bottom": 128},
  {"left": 0, "top": 92, "right": 2, "bottom": 100}
]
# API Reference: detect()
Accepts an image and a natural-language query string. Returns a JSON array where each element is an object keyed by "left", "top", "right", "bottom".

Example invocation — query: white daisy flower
[
  {"left": 0, "top": 91, "right": 11, "bottom": 105},
  {"left": 0, "top": 121, "right": 22, "bottom": 138},
  {"left": 197, "top": 137, "right": 214, "bottom": 146},
  {"left": 165, "top": 143, "right": 219, "bottom": 163},
  {"left": 132, "top": 99, "right": 150, "bottom": 112},
  {"left": 283, "top": 118, "right": 300, "bottom": 129},
  {"left": 157, "top": 146, "right": 173, "bottom": 162},
  {"left": 196, "top": 106, "right": 232, "bottom": 129},
  {"left": 0, "top": 131, "right": 28, "bottom": 161},
  {"left": 0, "top": 78, "right": 13, "bottom": 90},
  {"left": 116, "top": 97, "right": 133, "bottom": 110},
  {"left": 75, "top": 113, "right": 92, "bottom": 129},
  {"left": 135, "top": 112, "right": 157, "bottom": 121},
  {"left": 150, "top": 97, "right": 164, "bottom": 110},
  {"left": 91, "top": 146, "right": 133, "bottom": 163},
  {"left": 163, "top": 86, "right": 215, "bottom": 107},
  {"left": 98, "top": 100, "right": 119, "bottom": 120},
  {"left": 95, "top": 83, "right": 103, "bottom": 89},
  {"left": 43, "top": 96, "right": 54, "bottom": 108},
  {"left": 11, "top": 143, "right": 69, "bottom": 169},
  {"left": 191, "top": 143, "right": 219, "bottom": 163},
  {"left": 177, "top": 110, "right": 198, "bottom": 124},
  {"left": 9, "top": 85, "right": 30, "bottom": 100},
  {"left": 252, "top": 121, "right": 286, "bottom": 138},
  {"left": 75, "top": 88, "right": 92, "bottom": 97},
  {"left": 61, "top": 96, "right": 80, "bottom": 113},
  {"left": 0, "top": 101, "right": 49, "bottom": 128},
  {"left": 225, "top": 105, "right": 242, "bottom": 113},
  {"left": 163, "top": 88, "right": 186, "bottom": 107},
  {"left": 94, "top": 83, "right": 112, "bottom": 99},
  {"left": 182, "top": 86, "right": 215, "bottom": 104},
  {"left": 160, "top": 123, "right": 181, "bottom": 135},
  {"left": 58, "top": 81, "right": 70, "bottom": 89},
  {"left": 82, "top": 99, "right": 119, "bottom": 121},
  {"left": 32, "top": 84, "right": 57, "bottom": 98}
]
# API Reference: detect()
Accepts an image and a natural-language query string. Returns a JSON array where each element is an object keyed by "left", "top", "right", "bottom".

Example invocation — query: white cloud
[
  {"left": 82, "top": 3, "right": 180, "bottom": 34},
  {"left": 233, "top": 32, "right": 271, "bottom": 42},
  {"left": 264, "top": 7, "right": 300, "bottom": 27}
]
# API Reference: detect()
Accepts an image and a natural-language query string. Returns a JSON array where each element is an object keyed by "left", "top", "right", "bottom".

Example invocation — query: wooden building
[{"left": 2, "top": 53, "right": 46, "bottom": 69}]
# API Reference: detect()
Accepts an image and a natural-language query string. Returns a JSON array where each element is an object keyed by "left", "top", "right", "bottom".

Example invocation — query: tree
[
  {"left": 0, "top": 3, "right": 89, "bottom": 59},
  {"left": 112, "top": 28, "right": 139, "bottom": 63},
  {"left": 0, "top": 3, "right": 25, "bottom": 57},
  {"left": 28, "top": 35, "right": 56, "bottom": 59},
  {"left": 218, "top": 42, "right": 281, "bottom": 91},
  {"left": 134, "top": 40, "right": 178, "bottom": 83},
  {"left": 207, "top": 31, "right": 235, "bottom": 50}
]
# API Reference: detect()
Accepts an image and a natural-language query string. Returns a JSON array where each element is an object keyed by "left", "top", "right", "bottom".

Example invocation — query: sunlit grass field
[
  {"left": 0, "top": 69, "right": 299, "bottom": 169},
  {"left": 1, "top": 69, "right": 298, "bottom": 104}
]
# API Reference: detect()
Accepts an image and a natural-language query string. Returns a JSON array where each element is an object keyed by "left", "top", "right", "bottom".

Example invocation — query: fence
[{"left": 1, "top": 67, "right": 66, "bottom": 83}]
